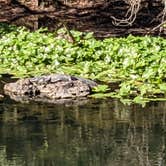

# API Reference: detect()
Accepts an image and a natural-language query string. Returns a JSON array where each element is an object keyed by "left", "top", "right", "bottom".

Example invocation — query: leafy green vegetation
[{"left": 0, "top": 23, "right": 166, "bottom": 104}]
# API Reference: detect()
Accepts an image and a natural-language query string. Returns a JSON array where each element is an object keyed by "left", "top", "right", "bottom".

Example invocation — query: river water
[{"left": 0, "top": 77, "right": 166, "bottom": 166}]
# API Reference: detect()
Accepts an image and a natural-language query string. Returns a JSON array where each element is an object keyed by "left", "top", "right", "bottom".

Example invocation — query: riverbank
[
  {"left": 0, "top": 23, "right": 166, "bottom": 104},
  {"left": 1, "top": 1, "right": 166, "bottom": 37}
]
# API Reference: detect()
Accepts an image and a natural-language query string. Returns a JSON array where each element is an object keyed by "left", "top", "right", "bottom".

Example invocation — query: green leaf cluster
[{"left": 0, "top": 23, "right": 166, "bottom": 104}]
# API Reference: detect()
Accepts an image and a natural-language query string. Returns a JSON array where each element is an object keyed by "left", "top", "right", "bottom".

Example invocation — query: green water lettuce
[{"left": 0, "top": 23, "right": 166, "bottom": 104}]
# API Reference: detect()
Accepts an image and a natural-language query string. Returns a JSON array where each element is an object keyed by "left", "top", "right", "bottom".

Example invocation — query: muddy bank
[{"left": 0, "top": 1, "right": 166, "bottom": 37}]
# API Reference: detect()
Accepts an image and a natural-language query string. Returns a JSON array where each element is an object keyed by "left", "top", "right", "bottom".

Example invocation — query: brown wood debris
[{"left": 0, "top": 0, "right": 166, "bottom": 36}]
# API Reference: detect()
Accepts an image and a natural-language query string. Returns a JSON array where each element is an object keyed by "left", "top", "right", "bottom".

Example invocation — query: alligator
[{"left": 4, "top": 74, "right": 98, "bottom": 102}]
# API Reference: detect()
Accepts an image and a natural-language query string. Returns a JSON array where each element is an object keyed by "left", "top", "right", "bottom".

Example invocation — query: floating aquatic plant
[{"left": 0, "top": 23, "right": 166, "bottom": 104}]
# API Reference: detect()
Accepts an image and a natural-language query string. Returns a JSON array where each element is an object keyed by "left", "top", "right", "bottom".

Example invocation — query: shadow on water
[{"left": 0, "top": 77, "right": 166, "bottom": 166}]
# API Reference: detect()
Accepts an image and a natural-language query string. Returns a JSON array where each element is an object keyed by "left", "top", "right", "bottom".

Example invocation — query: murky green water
[{"left": 0, "top": 76, "right": 166, "bottom": 166}]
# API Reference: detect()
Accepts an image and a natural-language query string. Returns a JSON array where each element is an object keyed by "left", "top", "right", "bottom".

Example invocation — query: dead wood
[{"left": 0, "top": 0, "right": 166, "bottom": 37}]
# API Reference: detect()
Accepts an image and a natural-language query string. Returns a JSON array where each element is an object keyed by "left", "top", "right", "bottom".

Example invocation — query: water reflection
[{"left": 0, "top": 98, "right": 166, "bottom": 166}]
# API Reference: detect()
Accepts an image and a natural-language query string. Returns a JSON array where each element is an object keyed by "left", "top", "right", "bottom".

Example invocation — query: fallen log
[{"left": 4, "top": 74, "right": 98, "bottom": 103}]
